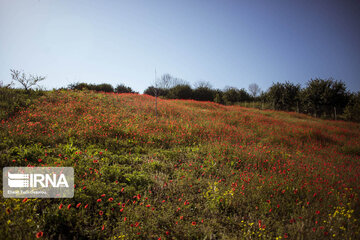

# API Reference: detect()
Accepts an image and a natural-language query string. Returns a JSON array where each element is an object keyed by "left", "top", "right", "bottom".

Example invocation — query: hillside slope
[{"left": 1, "top": 90, "right": 360, "bottom": 239}]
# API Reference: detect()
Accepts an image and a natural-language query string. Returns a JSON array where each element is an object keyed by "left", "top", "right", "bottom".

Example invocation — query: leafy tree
[
  {"left": 214, "top": 91, "right": 224, "bottom": 104},
  {"left": 143, "top": 86, "right": 169, "bottom": 97},
  {"left": 167, "top": 84, "right": 193, "bottom": 99},
  {"left": 10, "top": 69, "right": 45, "bottom": 91},
  {"left": 344, "top": 91, "right": 360, "bottom": 122},
  {"left": 222, "top": 87, "right": 251, "bottom": 105},
  {"left": 268, "top": 82, "right": 301, "bottom": 111},
  {"left": 94, "top": 83, "right": 114, "bottom": 92},
  {"left": 192, "top": 87, "right": 215, "bottom": 101},
  {"left": 222, "top": 87, "right": 238, "bottom": 104},
  {"left": 68, "top": 82, "right": 114, "bottom": 92},
  {"left": 115, "top": 84, "right": 135, "bottom": 93},
  {"left": 68, "top": 82, "right": 89, "bottom": 90},
  {"left": 302, "top": 78, "right": 348, "bottom": 117}
]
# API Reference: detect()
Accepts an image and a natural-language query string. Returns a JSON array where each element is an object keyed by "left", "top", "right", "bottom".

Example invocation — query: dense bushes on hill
[
  {"left": 6, "top": 70, "right": 357, "bottom": 121},
  {"left": 0, "top": 87, "right": 44, "bottom": 120}
]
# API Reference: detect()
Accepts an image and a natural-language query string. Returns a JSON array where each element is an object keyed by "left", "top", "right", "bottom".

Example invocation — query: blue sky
[{"left": 1, "top": 0, "right": 359, "bottom": 93}]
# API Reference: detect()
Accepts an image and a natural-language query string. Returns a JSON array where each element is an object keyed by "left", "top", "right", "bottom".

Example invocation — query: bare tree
[
  {"left": 157, "top": 73, "right": 188, "bottom": 89},
  {"left": 0, "top": 80, "right": 13, "bottom": 88},
  {"left": 193, "top": 80, "right": 212, "bottom": 89},
  {"left": 158, "top": 73, "right": 173, "bottom": 89},
  {"left": 10, "top": 69, "right": 45, "bottom": 91},
  {"left": 248, "top": 83, "right": 261, "bottom": 97}
]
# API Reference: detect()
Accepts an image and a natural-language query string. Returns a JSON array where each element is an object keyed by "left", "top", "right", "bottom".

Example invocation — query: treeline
[
  {"left": 5, "top": 69, "right": 358, "bottom": 121},
  {"left": 262, "top": 79, "right": 359, "bottom": 121},
  {"left": 66, "top": 75, "right": 359, "bottom": 122},
  {"left": 68, "top": 82, "right": 137, "bottom": 94}
]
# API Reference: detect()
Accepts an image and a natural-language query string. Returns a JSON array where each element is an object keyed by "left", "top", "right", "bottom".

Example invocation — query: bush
[
  {"left": 167, "top": 84, "right": 193, "bottom": 99},
  {"left": 192, "top": 87, "right": 215, "bottom": 102},
  {"left": 222, "top": 87, "right": 251, "bottom": 104},
  {"left": 68, "top": 83, "right": 114, "bottom": 92},
  {"left": 143, "top": 86, "right": 169, "bottom": 97},
  {"left": 344, "top": 92, "right": 360, "bottom": 122},
  {"left": 115, "top": 84, "right": 135, "bottom": 94},
  {"left": 0, "top": 87, "right": 44, "bottom": 120}
]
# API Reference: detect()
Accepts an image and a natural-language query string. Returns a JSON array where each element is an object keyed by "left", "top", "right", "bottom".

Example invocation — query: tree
[
  {"left": 143, "top": 86, "right": 168, "bottom": 97},
  {"left": 157, "top": 73, "right": 188, "bottom": 90},
  {"left": 0, "top": 80, "right": 13, "bottom": 89},
  {"left": 344, "top": 91, "right": 360, "bottom": 122},
  {"left": 302, "top": 78, "right": 348, "bottom": 117},
  {"left": 192, "top": 86, "right": 215, "bottom": 101},
  {"left": 214, "top": 90, "right": 224, "bottom": 104},
  {"left": 158, "top": 73, "right": 173, "bottom": 89},
  {"left": 267, "top": 82, "right": 301, "bottom": 111},
  {"left": 222, "top": 87, "right": 239, "bottom": 104},
  {"left": 193, "top": 81, "right": 212, "bottom": 89},
  {"left": 167, "top": 84, "right": 193, "bottom": 99},
  {"left": 10, "top": 69, "right": 45, "bottom": 91},
  {"left": 94, "top": 83, "right": 114, "bottom": 92},
  {"left": 115, "top": 84, "right": 135, "bottom": 93},
  {"left": 222, "top": 87, "right": 251, "bottom": 105},
  {"left": 68, "top": 82, "right": 90, "bottom": 90},
  {"left": 248, "top": 83, "right": 261, "bottom": 98}
]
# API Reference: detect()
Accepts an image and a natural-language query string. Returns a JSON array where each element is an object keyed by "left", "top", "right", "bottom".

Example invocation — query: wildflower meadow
[{"left": 1, "top": 90, "right": 359, "bottom": 239}]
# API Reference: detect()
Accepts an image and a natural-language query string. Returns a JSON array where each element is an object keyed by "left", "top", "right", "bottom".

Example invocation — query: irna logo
[
  {"left": 3, "top": 167, "right": 74, "bottom": 198},
  {"left": 8, "top": 172, "right": 69, "bottom": 188}
]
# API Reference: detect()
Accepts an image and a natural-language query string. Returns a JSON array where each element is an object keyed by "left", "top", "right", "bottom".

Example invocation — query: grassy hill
[{"left": 1, "top": 90, "right": 360, "bottom": 239}]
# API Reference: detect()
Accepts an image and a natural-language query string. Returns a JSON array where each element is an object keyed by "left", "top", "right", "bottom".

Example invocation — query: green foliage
[
  {"left": 143, "top": 86, "right": 169, "bottom": 97},
  {"left": 192, "top": 87, "right": 216, "bottom": 102},
  {"left": 0, "top": 87, "right": 44, "bottom": 120},
  {"left": 344, "top": 91, "right": 360, "bottom": 122},
  {"left": 114, "top": 84, "right": 135, "bottom": 94},
  {"left": 302, "top": 78, "right": 349, "bottom": 117},
  {"left": 167, "top": 84, "right": 193, "bottom": 99},
  {"left": 68, "top": 82, "right": 114, "bottom": 92},
  {"left": 267, "top": 81, "right": 301, "bottom": 111},
  {"left": 222, "top": 87, "right": 251, "bottom": 105}
]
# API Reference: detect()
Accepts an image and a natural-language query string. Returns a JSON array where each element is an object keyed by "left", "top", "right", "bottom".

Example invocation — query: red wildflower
[
  {"left": 22, "top": 198, "right": 28, "bottom": 203},
  {"left": 36, "top": 231, "right": 43, "bottom": 238},
  {"left": 67, "top": 204, "right": 71, "bottom": 209},
  {"left": 99, "top": 210, "right": 103, "bottom": 216},
  {"left": 59, "top": 204, "right": 63, "bottom": 209},
  {"left": 191, "top": 222, "right": 196, "bottom": 226},
  {"left": 108, "top": 197, "right": 113, "bottom": 202}
]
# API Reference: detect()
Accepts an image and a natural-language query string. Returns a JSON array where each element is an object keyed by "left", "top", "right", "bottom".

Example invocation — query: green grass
[{"left": 0, "top": 89, "right": 359, "bottom": 239}]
